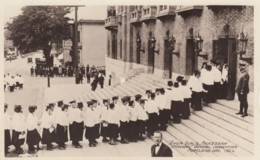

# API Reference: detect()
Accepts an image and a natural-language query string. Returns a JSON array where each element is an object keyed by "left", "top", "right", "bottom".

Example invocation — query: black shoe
[
  {"left": 59, "top": 146, "right": 65, "bottom": 150},
  {"left": 37, "top": 147, "right": 43, "bottom": 150},
  {"left": 89, "top": 143, "right": 96, "bottom": 147},
  {"left": 120, "top": 139, "right": 128, "bottom": 144},
  {"left": 47, "top": 147, "right": 53, "bottom": 151},
  {"left": 241, "top": 113, "right": 248, "bottom": 118},
  {"left": 102, "top": 138, "right": 109, "bottom": 143},
  {"left": 236, "top": 112, "right": 243, "bottom": 115},
  {"left": 138, "top": 136, "right": 146, "bottom": 141},
  {"left": 28, "top": 150, "right": 36, "bottom": 154},
  {"left": 93, "top": 139, "right": 98, "bottom": 144}
]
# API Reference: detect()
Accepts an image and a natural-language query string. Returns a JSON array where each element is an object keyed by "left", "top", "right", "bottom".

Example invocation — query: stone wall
[{"left": 106, "top": 6, "right": 254, "bottom": 91}]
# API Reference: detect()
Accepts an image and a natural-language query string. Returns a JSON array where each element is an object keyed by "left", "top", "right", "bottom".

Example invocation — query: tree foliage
[{"left": 7, "top": 6, "right": 71, "bottom": 66}]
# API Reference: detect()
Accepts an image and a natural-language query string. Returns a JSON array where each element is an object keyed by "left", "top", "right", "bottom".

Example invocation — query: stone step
[
  {"left": 216, "top": 99, "right": 254, "bottom": 116},
  {"left": 163, "top": 129, "right": 198, "bottom": 156},
  {"left": 189, "top": 113, "right": 253, "bottom": 154},
  {"left": 193, "top": 109, "right": 253, "bottom": 143},
  {"left": 208, "top": 103, "right": 253, "bottom": 124},
  {"left": 129, "top": 78, "right": 157, "bottom": 91},
  {"left": 136, "top": 75, "right": 167, "bottom": 88},
  {"left": 160, "top": 131, "right": 187, "bottom": 156},
  {"left": 167, "top": 123, "right": 231, "bottom": 156},
  {"left": 133, "top": 78, "right": 161, "bottom": 90},
  {"left": 166, "top": 124, "right": 207, "bottom": 156},
  {"left": 181, "top": 119, "right": 251, "bottom": 156},
  {"left": 202, "top": 105, "right": 253, "bottom": 133},
  {"left": 123, "top": 80, "right": 144, "bottom": 93}
]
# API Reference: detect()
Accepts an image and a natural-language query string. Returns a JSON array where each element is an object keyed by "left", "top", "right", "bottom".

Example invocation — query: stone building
[
  {"left": 105, "top": 5, "right": 254, "bottom": 99},
  {"left": 77, "top": 19, "right": 106, "bottom": 66}
]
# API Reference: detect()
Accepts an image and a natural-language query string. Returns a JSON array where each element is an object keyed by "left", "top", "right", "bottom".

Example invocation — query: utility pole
[{"left": 74, "top": 6, "right": 79, "bottom": 84}]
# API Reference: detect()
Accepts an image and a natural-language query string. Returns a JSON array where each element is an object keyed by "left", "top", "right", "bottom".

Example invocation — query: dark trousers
[
  {"left": 237, "top": 93, "right": 248, "bottom": 114},
  {"left": 147, "top": 113, "right": 158, "bottom": 135},
  {"left": 10, "top": 86, "right": 14, "bottom": 92},
  {"left": 182, "top": 98, "right": 191, "bottom": 119},
  {"left": 203, "top": 84, "right": 215, "bottom": 103},
  {"left": 128, "top": 121, "right": 138, "bottom": 140},
  {"left": 220, "top": 81, "right": 227, "bottom": 99},
  {"left": 191, "top": 91, "right": 202, "bottom": 111},
  {"left": 107, "top": 124, "right": 119, "bottom": 140},
  {"left": 120, "top": 121, "right": 129, "bottom": 140},
  {"left": 85, "top": 126, "right": 96, "bottom": 143},
  {"left": 137, "top": 120, "right": 146, "bottom": 135},
  {"left": 171, "top": 101, "right": 181, "bottom": 124},
  {"left": 5, "top": 130, "right": 11, "bottom": 151},
  {"left": 214, "top": 82, "right": 221, "bottom": 99}
]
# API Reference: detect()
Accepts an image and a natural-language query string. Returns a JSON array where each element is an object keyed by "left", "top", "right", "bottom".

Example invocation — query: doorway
[
  {"left": 148, "top": 40, "right": 155, "bottom": 73},
  {"left": 186, "top": 39, "right": 198, "bottom": 75},
  {"left": 164, "top": 39, "right": 172, "bottom": 78},
  {"left": 213, "top": 38, "right": 237, "bottom": 100}
]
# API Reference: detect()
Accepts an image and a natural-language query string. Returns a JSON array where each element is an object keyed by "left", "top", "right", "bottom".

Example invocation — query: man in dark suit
[
  {"left": 235, "top": 61, "right": 250, "bottom": 118},
  {"left": 151, "top": 131, "right": 173, "bottom": 157}
]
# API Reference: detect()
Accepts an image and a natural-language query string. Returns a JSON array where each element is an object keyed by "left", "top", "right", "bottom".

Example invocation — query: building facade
[
  {"left": 78, "top": 19, "right": 106, "bottom": 66},
  {"left": 105, "top": 5, "right": 254, "bottom": 96}
]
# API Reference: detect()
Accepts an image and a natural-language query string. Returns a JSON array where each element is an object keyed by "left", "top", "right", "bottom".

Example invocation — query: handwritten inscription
[{"left": 169, "top": 141, "right": 237, "bottom": 153}]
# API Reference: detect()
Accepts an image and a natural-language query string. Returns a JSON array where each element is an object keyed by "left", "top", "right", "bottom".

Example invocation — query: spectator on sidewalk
[
  {"left": 98, "top": 73, "right": 105, "bottom": 89},
  {"left": 31, "top": 66, "right": 34, "bottom": 76}
]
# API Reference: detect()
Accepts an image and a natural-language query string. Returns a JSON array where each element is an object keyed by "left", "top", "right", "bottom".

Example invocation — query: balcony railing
[
  {"left": 105, "top": 16, "right": 118, "bottom": 30},
  {"left": 140, "top": 6, "right": 157, "bottom": 23},
  {"left": 156, "top": 5, "right": 176, "bottom": 19},
  {"left": 130, "top": 10, "right": 142, "bottom": 24},
  {"left": 176, "top": 5, "right": 203, "bottom": 13}
]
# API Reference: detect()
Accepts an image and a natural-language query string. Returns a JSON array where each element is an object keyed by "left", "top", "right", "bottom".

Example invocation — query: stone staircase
[{"left": 76, "top": 72, "right": 254, "bottom": 157}]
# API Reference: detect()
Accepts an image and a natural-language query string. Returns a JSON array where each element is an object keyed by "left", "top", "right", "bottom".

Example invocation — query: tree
[{"left": 6, "top": 6, "right": 71, "bottom": 66}]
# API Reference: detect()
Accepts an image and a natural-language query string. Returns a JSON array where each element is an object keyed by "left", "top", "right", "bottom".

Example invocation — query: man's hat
[
  {"left": 176, "top": 76, "right": 184, "bottom": 82},
  {"left": 112, "top": 96, "right": 119, "bottom": 101},
  {"left": 173, "top": 82, "right": 179, "bottom": 88},
  {"left": 181, "top": 80, "right": 187, "bottom": 85},
  {"left": 155, "top": 88, "right": 161, "bottom": 92},
  {"left": 46, "top": 105, "right": 52, "bottom": 110},
  {"left": 28, "top": 106, "right": 37, "bottom": 112},
  {"left": 14, "top": 105, "right": 22, "bottom": 110},
  {"left": 134, "top": 94, "right": 142, "bottom": 101},
  {"left": 151, "top": 93, "right": 156, "bottom": 99},
  {"left": 160, "top": 88, "right": 165, "bottom": 94},
  {"left": 62, "top": 104, "right": 69, "bottom": 111},
  {"left": 128, "top": 100, "right": 134, "bottom": 106},
  {"left": 69, "top": 100, "right": 76, "bottom": 104},
  {"left": 145, "top": 90, "right": 151, "bottom": 94},
  {"left": 77, "top": 102, "right": 84, "bottom": 108},
  {"left": 109, "top": 103, "right": 115, "bottom": 108},
  {"left": 167, "top": 81, "right": 173, "bottom": 87},
  {"left": 103, "top": 99, "right": 110, "bottom": 104},
  {"left": 57, "top": 101, "right": 63, "bottom": 106},
  {"left": 91, "top": 99, "right": 98, "bottom": 104},
  {"left": 139, "top": 99, "right": 147, "bottom": 104},
  {"left": 87, "top": 101, "right": 93, "bottom": 106}
]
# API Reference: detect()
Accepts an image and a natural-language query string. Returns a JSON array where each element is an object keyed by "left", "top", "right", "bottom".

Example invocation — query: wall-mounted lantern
[
  {"left": 165, "top": 30, "right": 178, "bottom": 56},
  {"left": 223, "top": 23, "right": 230, "bottom": 38},
  {"left": 237, "top": 30, "right": 248, "bottom": 58},
  {"left": 150, "top": 37, "right": 160, "bottom": 54},
  {"left": 189, "top": 27, "right": 207, "bottom": 59}
]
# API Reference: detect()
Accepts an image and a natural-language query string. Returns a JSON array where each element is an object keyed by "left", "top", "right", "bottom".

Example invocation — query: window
[
  {"left": 120, "top": 39, "right": 122, "bottom": 59},
  {"left": 107, "top": 39, "right": 110, "bottom": 57},
  {"left": 78, "top": 31, "right": 80, "bottom": 42}
]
